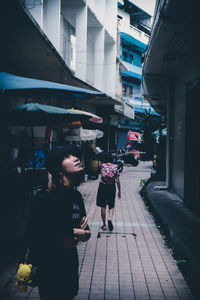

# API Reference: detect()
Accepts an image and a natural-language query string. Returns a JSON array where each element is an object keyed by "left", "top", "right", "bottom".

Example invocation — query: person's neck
[
  {"left": 62, "top": 175, "right": 74, "bottom": 188},
  {"left": 55, "top": 173, "right": 80, "bottom": 188}
]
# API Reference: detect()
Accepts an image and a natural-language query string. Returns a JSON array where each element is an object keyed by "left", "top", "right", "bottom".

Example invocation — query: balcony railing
[{"left": 118, "top": 21, "right": 150, "bottom": 45}]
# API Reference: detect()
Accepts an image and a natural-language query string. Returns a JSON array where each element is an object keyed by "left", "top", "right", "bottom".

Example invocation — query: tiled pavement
[{"left": 0, "top": 162, "right": 193, "bottom": 299}]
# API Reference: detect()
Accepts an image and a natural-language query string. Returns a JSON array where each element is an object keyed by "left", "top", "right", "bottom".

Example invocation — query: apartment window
[
  {"left": 129, "top": 54, "right": 133, "bottom": 64},
  {"left": 62, "top": 19, "right": 76, "bottom": 71},
  {"left": 129, "top": 85, "right": 133, "bottom": 97},
  {"left": 123, "top": 84, "right": 127, "bottom": 95},
  {"left": 123, "top": 51, "right": 128, "bottom": 62}
]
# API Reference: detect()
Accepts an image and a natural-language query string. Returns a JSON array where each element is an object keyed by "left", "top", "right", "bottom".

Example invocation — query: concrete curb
[{"left": 142, "top": 180, "right": 200, "bottom": 299}]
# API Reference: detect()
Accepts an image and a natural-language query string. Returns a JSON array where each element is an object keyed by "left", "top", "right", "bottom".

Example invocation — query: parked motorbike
[
  {"left": 113, "top": 154, "right": 124, "bottom": 173},
  {"left": 123, "top": 153, "right": 139, "bottom": 166}
]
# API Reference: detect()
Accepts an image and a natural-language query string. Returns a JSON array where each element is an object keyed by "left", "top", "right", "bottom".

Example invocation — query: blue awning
[
  {"left": 0, "top": 72, "right": 104, "bottom": 99},
  {"left": 120, "top": 32, "right": 147, "bottom": 52},
  {"left": 135, "top": 106, "right": 160, "bottom": 116}
]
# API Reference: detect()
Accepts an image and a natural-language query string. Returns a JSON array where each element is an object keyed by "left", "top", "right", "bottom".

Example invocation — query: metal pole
[{"left": 107, "top": 122, "right": 110, "bottom": 152}]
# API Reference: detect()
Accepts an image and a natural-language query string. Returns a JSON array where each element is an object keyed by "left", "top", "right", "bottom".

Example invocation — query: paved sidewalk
[{"left": 0, "top": 162, "right": 193, "bottom": 299}]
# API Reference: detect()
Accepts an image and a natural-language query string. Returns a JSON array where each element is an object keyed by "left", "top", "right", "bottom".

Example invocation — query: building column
[
  {"left": 26, "top": 0, "right": 43, "bottom": 27},
  {"left": 75, "top": 5, "right": 88, "bottom": 81},
  {"left": 105, "top": 43, "right": 116, "bottom": 96},
  {"left": 94, "top": 28, "right": 105, "bottom": 91},
  {"left": 43, "top": 0, "right": 61, "bottom": 52}
]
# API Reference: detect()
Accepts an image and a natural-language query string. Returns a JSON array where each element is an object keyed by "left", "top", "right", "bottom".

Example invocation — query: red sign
[{"left": 127, "top": 131, "right": 139, "bottom": 144}]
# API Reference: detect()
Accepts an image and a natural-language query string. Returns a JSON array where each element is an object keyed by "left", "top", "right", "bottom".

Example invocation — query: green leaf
[{"left": 176, "top": 259, "right": 187, "bottom": 264}]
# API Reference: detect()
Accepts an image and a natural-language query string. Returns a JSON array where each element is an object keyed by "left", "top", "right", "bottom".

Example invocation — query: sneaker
[{"left": 108, "top": 220, "right": 113, "bottom": 231}]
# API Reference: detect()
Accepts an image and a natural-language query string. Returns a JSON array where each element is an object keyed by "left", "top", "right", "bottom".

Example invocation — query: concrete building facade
[
  {"left": 142, "top": 0, "right": 200, "bottom": 216},
  {"left": 117, "top": 0, "right": 155, "bottom": 149},
  {"left": 21, "top": 0, "right": 119, "bottom": 101}
]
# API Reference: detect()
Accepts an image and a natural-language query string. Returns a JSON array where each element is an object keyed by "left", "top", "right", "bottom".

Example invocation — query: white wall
[{"left": 104, "top": 42, "right": 116, "bottom": 96}]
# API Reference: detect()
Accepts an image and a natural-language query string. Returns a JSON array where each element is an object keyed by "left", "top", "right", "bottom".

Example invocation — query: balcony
[
  {"left": 120, "top": 60, "right": 142, "bottom": 80},
  {"left": 118, "top": 20, "right": 149, "bottom": 50}
]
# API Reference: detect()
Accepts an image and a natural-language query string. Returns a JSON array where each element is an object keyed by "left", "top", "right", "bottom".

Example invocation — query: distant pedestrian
[
  {"left": 27, "top": 144, "right": 91, "bottom": 300},
  {"left": 96, "top": 152, "right": 121, "bottom": 231}
]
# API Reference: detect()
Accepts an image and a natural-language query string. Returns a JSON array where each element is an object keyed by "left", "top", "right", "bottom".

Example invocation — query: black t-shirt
[
  {"left": 27, "top": 186, "right": 87, "bottom": 297},
  {"left": 72, "top": 188, "right": 87, "bottom": 228}
]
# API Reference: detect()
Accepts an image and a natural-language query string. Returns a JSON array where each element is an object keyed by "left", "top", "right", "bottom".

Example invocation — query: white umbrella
[
  {"left": 65, "top": 127, "right": 103, "bottom": 142},
  {"left": 68, "top": 108, "right": 103, "bottom": 123}
]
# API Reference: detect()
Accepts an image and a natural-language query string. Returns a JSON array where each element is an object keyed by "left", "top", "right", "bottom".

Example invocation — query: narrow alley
[{"left": 0, "top": 162, "right": 193, "bottom": 300}]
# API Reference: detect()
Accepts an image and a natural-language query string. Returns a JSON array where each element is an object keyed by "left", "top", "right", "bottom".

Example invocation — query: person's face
[{"left": 61, "top": 154, "right": 83, "bottom": 175}]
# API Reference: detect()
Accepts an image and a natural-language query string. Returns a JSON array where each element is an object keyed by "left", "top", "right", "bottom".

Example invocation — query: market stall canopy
[
  {"left": 0, "top": 72, "right": 104, "bottom": 99},
  {"left": 0, "top": 103, "right": 90, "bottom": 126},
  {"left": 65, "top": 127, "right": 103, "bottom": 142},
  {"left": 46, "top": 109, "right": 102, "bottom": 128},
  {"left": 69, "top": 108, "right": 103, "bottom": 123}
]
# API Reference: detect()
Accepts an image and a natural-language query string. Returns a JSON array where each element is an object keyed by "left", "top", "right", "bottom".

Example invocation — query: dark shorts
[{"left": 96, "top": 182, "right": 116, "bottom": 209}]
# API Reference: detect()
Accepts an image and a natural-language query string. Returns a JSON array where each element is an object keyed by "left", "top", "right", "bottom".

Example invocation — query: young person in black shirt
[{"left": 27, "top": 145, "right": 90, "bottom": 300}]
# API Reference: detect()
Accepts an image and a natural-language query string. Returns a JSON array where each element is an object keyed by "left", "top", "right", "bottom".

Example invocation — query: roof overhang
[
  {"left": 118, "top": 0, "right": 152, "bottom": 22},
  {"left": 142, "top": 0, "right": 200, "bottom": 115}
]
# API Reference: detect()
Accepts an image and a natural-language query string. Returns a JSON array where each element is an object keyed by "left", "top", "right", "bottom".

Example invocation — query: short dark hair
[
  {"left": 100, "top": 152, "right": 113, "bottom": 163},
  {"left": 45, "top": 144, "right": 81, "bottom": 177}
]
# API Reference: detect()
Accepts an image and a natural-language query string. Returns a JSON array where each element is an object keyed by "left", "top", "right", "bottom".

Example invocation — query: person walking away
[
  {"left": 27, "top": 144, "right": 91, "bottom": 300},
  {"left": 96, "top": 152, "right": 121, "bottom": 231}
]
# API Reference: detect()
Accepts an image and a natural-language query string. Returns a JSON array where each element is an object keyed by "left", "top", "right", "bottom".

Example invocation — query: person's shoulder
[
  {"left": 32, "top": 188, "right": 49, "bottom": 201},
  {"left": 30, "top": 188, "right": 50, "bottom": 212},
  {"left": 74, "top": 188, "right": 83, "bottom": 199}
]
